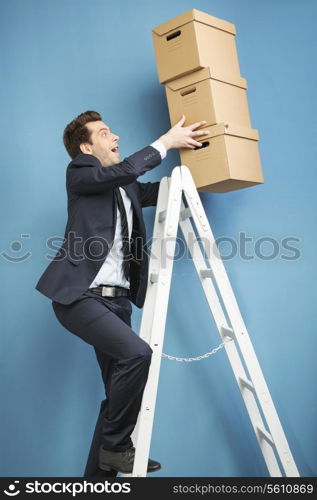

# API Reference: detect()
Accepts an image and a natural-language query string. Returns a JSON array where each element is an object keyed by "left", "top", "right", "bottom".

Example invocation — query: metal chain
[{"left": 161, "top": 337, "right": 233, "bottom": 362}]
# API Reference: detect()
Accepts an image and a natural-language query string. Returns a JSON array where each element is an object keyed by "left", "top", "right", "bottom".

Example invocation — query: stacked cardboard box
[{"left": 152, "top": 9, "right": 264, "bottom": 193}]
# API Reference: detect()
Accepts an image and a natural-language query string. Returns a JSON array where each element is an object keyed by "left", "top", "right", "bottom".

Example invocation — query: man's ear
[{"left": 79, "top": 143, "right": 92, "bottom": 154}]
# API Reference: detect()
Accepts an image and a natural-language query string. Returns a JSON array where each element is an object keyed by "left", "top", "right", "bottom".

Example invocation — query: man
[{"left": 35, "top": 110, "right": 209, "bottom": 476}]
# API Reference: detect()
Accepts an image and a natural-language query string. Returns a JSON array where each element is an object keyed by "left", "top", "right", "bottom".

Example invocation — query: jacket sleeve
[
  {"left": 66, "top": 146, "right": 161, "bottom": 195},
  {"left": 137, "top": 181, "right": 160, "bottom": 207}
]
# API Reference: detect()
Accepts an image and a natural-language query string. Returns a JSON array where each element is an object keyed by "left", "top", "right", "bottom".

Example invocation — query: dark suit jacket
[{"left": 35, "top": 145, "right": 161, "bottom": 308}]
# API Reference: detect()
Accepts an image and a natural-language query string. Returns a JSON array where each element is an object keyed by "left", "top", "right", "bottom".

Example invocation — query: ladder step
[
  {"left": 256, "top": 425, "right": 275, "bottom": 448},
  {"left": 180, "top": 207, "right": 192, "bottom": 220},
  {"left": 239, "top": 376, "right": 255, "bottom": 393},
  {"left": 158, "top": 210, "right": 166, "bottom": 222},
  {"left": 220, "top": 325, "right": 235, "bottom": 339},
  {"left": 150, "top": 273, "right": 159, "bottom": 283},
  {"left": 200, "top": 268, "right": 214, "bottom": 279}
]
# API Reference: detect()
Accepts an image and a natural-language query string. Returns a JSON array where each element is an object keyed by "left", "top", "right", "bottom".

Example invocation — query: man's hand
[{"left": 159, "top": 115, "right": 210, "bottom": 151}]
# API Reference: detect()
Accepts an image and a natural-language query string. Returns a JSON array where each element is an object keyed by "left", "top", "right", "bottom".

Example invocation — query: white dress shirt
[{"left": 88, "top": 140, "right": 167, "bottom": 289}]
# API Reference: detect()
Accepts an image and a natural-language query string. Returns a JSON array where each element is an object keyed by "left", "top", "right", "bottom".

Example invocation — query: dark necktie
[{"left": 114, "top": 187, "right": 131, "bottom": 281}]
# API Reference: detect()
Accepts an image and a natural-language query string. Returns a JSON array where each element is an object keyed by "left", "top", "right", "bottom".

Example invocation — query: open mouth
[{"left": 111, "top": 144, "right": 119, "bottom": 153}]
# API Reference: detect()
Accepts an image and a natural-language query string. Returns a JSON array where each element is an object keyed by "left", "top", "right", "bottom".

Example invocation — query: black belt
[{"left": 90, "top": 285, "right": 130, "bottom": 298}]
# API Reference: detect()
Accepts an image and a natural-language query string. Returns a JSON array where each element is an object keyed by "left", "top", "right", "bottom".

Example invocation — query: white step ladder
[{"left": 121, "top": 165, "right": 299, "bottom": 478}]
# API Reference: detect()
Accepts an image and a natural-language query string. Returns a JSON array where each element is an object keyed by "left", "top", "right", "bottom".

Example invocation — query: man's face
[{"left": 80, "top": 120, "right": 120, "bottom": 167}]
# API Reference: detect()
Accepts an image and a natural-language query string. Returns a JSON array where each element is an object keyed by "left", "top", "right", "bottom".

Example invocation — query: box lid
[
  {"left": 165, "top": 67, "right": 247, "bottom": 91},
  {"left": 152, "top": 8, "right": 236, "bottom": 37},
  {"left": 201, "top": 123, "right": 259, "bottom": 141}
]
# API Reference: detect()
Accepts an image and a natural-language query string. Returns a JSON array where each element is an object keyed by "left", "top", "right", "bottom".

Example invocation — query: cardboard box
[
  {"left": 165, "top": 67, "right": 251, "bottom": 129},
  {"left": 180, "top": 123, "right": 264, "bottom": 193},
  {"left": 152, "top": 9, "right": 241, "bottom": 84}
]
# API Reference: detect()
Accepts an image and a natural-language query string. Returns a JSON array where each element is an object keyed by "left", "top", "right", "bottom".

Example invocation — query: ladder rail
[
  {"left": 124, "top": 169, "right": 183, "bottom": 477},
  {"left": 121, "top": 177, "right": 172, "bottom": 477},
  {"left": 136, "top": 176, "right": 170, "bottom": 347}
]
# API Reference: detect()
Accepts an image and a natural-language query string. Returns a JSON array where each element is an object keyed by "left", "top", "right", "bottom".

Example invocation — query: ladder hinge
[
  {"left": 200, "top": 268, "right": 213, "bottom": 279},
  {"left": 158, "top": 210, "right": 166, "bottom": 222},
  {"left": 150, "top": 273, "right": 159, "bottom": 283},
  {"left": 256, "top": 425, "right": 275, "bottom": 448},
  {"left": 220, "top": 325, "right": 235, "bottom": 339},
  {"left": 180, "top": 207, "right": 192, "bottom": 220},
  {"left": 239, "top": 376, "right": 255, "bottom": 393}
]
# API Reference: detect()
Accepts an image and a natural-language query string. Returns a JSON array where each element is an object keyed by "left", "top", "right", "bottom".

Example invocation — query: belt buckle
[{"left": 101, "top": 286, "right": 115, "bottom": 297}]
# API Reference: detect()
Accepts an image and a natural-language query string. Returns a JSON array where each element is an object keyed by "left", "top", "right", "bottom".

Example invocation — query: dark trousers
[{"left": 51, "top": 289, "right": 153, "bottom": 478}]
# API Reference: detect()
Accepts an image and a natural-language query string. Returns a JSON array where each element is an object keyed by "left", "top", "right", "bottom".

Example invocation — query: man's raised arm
[{"left": 67, "top": 116, "right": 209, "bottom": 195}]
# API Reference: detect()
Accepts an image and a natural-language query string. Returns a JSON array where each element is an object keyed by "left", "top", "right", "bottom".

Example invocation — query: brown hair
[{"left": 63, "top": 110, "right": 102, "bottom": 159}]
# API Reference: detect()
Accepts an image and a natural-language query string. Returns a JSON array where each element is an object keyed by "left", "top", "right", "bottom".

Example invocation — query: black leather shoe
[{"left": 99, "top": 445, "right": 161, "bottom": 474}]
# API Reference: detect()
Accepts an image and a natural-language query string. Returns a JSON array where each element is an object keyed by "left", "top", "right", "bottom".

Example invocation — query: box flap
[
  {"left": 200, "top": 123, "right": 259, "bottom": 141},
  {"left": 152, "top": 8, "right": 236, "bottom": 36},
  {"left": 166, "top": 68, "right": 211, "bottom": 90},
  {"left": 165, "top": 67, "right": 247, "bottom": 91}
]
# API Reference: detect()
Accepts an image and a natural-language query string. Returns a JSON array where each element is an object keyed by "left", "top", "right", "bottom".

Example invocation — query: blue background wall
[{"left": 1, "top": 0, "right": 316, "bottom": 477}]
